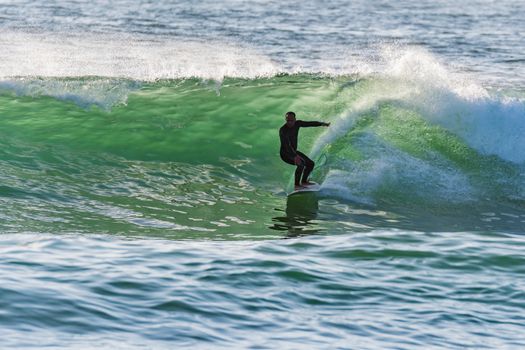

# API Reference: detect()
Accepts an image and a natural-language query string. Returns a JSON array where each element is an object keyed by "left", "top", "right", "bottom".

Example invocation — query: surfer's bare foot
[
  {"left": 294, "top": 185, "right": 304, "bottom": 191},
  {"left": 301, "top": 181, "right": 315, "bottom": 186}
]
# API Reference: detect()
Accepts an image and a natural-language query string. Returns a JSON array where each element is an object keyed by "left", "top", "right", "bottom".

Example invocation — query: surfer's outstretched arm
[{"left": 297, "top": 120, "right": 330, "bottom": 127}]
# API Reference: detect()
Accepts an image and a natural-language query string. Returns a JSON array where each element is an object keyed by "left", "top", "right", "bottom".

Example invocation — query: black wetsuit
[{"left": 279, "top": 120, "right": 324, "bottom": 185}]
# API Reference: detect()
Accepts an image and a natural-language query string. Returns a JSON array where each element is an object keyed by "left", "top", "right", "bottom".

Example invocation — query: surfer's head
[{"left": 285, "top": 111, "right": 296, "bottom": 127}]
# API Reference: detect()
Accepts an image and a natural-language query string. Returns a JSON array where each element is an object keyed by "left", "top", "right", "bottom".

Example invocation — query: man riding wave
[{"left": 279, "top": 111, "right": 330, "bottom": 190}]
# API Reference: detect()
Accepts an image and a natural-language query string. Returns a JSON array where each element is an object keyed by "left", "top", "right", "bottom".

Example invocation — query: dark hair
[{"left": 285, "top": 111, "right": 296, "bottom": 118}]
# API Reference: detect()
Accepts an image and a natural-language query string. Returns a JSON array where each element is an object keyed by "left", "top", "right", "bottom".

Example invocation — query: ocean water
[{"left": 1, "top": 1, "right": 524, "bottom": 349}]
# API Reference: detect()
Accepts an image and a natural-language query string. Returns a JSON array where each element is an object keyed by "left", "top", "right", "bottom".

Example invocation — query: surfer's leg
[
  {"left": 294, "top": 163, "right": 305, "bottom": 186},
  {"left": 281, "top": 153, "right": 304, "bottom": 187},
  {"left": 297, "top": 152, "right": 315, "bottom": 183},
  {"left": 281, "top": 154, "right": 295, "bottom": 165}
]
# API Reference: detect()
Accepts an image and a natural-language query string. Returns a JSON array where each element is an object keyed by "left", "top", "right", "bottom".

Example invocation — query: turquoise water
[{"left": 1, "top": 1, "right": 525, "bottom": 349}]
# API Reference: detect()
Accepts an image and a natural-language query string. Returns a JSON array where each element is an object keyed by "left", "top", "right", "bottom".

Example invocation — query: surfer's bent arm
[{"left": 296, "top": 120, "right": 330, "bottom": 127}]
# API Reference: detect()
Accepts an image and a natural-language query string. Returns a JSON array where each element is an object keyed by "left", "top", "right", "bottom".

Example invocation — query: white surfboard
[{"left": 287, "top": 182, "right": 321, "bottom": 196}]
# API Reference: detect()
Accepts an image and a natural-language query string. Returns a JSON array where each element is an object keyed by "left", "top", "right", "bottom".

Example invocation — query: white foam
[
  {"left": 0, "top": 30, "right": 283, "bottom": 108},
  {"left": 313, "top": 46, "right": 525, "bottom": 164},
  {"left": 309, "top": 46, "right": 524, "bottom": 203},
  {"left": 0, "top": 31, "right": 281, "bottom": 81}
]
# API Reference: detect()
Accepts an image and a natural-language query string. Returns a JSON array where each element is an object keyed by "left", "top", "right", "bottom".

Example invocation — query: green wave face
[
  {"left": 1, "top": 75, "right": 524, "bottom": 238},
  {"left": 0, "top": 76, "right": 343, "bottom": 238}
]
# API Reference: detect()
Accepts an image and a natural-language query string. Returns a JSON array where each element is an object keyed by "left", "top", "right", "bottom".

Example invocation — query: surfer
[{"left": 279, "top": 111, "right": 330, "bottom": 190}]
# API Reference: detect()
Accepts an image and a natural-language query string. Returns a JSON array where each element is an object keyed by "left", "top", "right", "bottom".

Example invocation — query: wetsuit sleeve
[
  {"left": 296, "top": 120, "right": 326, "bottom": 127},
  {"left": 279, "top": 128, "right": 297, "bottom": 156}
]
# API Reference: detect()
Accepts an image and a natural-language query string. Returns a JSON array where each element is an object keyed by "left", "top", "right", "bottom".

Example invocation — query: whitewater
[{"left": 1, "top": 0, "right": 525, "bottom": 349}]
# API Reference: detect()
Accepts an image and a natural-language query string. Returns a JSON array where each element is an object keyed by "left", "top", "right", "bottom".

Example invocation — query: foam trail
[{"left": 317, "top": 130, "right": 475, "bottom": 205}]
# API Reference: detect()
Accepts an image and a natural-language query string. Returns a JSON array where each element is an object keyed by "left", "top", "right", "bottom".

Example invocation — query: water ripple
[{"left": 1, "top": 232, "right": 524, "bottom": 348}]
